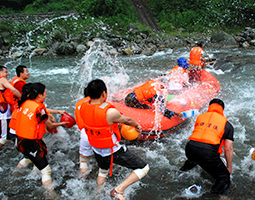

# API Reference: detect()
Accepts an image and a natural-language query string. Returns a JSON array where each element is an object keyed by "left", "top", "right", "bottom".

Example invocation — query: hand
[
  {"left": 227, "top": 165, "right": 232, "bottom": 174},
  {"left": 60, "top": 122, "right": 69, "bottom": 128},
  {"left": 135, "top": 124, "right": 142, "bottom": 134},
  {"left": 175, "top": 111, "right": 184, "bottom": 118},
  {"left": 58, "top": 110, "right": 66, "bottom": 115}
]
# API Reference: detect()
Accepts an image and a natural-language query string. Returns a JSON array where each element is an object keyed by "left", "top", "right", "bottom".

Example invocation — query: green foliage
[
  {"left": 23, "top": 0, "right": 83, "bottom": 13},
  {"left": 0, "top": 0, "right": 253, "bottom": 37},
  {"left": 146, "top": 0, "right": 255, "bottom": 32},
  {"left": 0, "top": 20, "right": 14, "bottom": 32}
]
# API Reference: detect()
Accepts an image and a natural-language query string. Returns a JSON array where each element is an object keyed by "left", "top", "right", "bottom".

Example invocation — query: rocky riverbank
[{"left": 0, "top": 12, "right": 254, "bottom": 60}]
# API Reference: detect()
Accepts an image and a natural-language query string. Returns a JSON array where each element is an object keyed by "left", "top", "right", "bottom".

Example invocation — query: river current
[{"left": 0, "top": 43, "right": 255, "bottom": 200}]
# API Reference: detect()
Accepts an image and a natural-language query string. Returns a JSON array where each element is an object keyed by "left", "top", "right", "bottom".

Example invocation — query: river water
[{"left": 0, "top": 42, "right": 255, "bottom": 200}]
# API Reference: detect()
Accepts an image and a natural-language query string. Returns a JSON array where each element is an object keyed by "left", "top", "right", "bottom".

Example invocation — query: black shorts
[
  {"left": 17, "top": 138, "right": 48, "bottom": 170},
  {"left": 94, "top": 146, "right": 147, "bottom": 170}
]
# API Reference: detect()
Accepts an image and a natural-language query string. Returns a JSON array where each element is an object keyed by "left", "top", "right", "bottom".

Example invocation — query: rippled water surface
[{"left": 0, "top": 44, "right": 255, "bottom": 200}]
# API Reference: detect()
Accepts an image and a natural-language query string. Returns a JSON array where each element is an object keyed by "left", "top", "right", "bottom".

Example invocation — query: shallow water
[{"left": 0, "top": 44, "right": 255, "bottom": 200}]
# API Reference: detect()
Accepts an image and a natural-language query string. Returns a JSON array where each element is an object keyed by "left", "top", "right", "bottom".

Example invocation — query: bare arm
[
  {"left": 106, "top": 108, "right": 142, "bottom": 133},
  {"left": 45, "top": 118, "right": 68, "bottom": 129},
  {"left": 224, "top": 139, "right": 233, "bottom": 174},
  {"left": 47, "top": 108, "right": 65, "bottom": 115},
  {"left": 2, "top": 78, "right": 21, "bottom": 98}
]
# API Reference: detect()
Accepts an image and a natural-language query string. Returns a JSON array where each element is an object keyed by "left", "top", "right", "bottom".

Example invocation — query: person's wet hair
[
  {"left": 18, "top": 82, "right": 45, "bottom": 107},
  {"left": 86, "top": 79, "right": 107, "bottom": 99},
  {"left": 16, "top": 65, "right": 27, "bottom": 77},
  {"left": 209, "top": 98, "right": 224, "bottom": 109}
]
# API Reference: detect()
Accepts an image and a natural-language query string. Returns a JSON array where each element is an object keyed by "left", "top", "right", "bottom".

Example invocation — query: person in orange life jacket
[
  {"left": 168, "top": 58, "right": 190, "bottom": 94},
  {"left": 79, "top": 79, "right": 149, "bottom": 200},
  {"left": 15, "top": 83, "right": 68, "bottom": 189},
  {"left": 9, "top": 65, "right": 30, "bottom": 139},
  {"left": 0, "top": 66, "right": 21, "bottom": 149},
  {"left": 11, "top": 84, "right": 65, "bottom": 169},
  {"left": 10, "top": 65, "right": 30, "bottom": 95},
  {"left": 180, "top": 98, "right": 234, "bottom": 195},
  {"left": 74, "top": 87, "right": 94, "bottom": 176},
  {"left": 188, "top": 41, "right": 206, "bottom": 82},
  {"left": 124, "top": 79, "right": 183, "bottom": 119}
]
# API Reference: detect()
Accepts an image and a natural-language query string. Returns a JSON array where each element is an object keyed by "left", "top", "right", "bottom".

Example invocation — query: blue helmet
[{"left": 177, "top": 58, "right": 188, "bottom": 69}]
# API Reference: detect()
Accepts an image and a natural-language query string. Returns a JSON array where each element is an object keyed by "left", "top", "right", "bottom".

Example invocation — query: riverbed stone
[
  {"left": 56, "top": 42, "right": 76, "bottom": 55},
  {"left": 76, "top": 44, "right": 87, "bottom": 53},
  {"left": 250, "top": 40, "right": 255, "bottom": 46},
  {"left": 211, "top": 31, "right": 237, "bottom": 45}
]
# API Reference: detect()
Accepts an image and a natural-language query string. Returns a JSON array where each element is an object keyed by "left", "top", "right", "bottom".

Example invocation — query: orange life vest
[
  {"left": 135, "top": 80, "right": 163, "bottom": 104},
  {"left": 189, "top": 47, "right": 205, "bottom": 68},
  {"left": 80, "top": 100, "right": 121, "bottom": 149},
  {"left": 189, "top": 103, "right": 227, "bottom": 153},
  {"left": 9, "top": 76, "right": 26, "bottom": 110},
  {"left": 0, "top": 76, "right": 14, "bottom": 105},
  {"left": 15, "top": 100, "right": 48, "bottom": 140},
  {"left": 10, "top": 76, "right": 27, "bottom": 88},
  {"left": 9, "top": 104, "right": 19, "bottom": 130},
  {"left": 75, "top": 96, "right": 90, "bottom": 130}
]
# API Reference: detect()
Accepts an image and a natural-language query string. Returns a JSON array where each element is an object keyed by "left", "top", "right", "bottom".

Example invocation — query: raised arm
[{"left": 2, "top": 78, "right": 21, "bottom": 98}]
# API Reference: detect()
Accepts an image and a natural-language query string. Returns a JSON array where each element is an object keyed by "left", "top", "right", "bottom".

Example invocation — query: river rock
[
  {"left": 250, "top": 40, "right": 255, "bottom": 46},
  {"left": 55, "top": 42, "right": 76, "bottom": 55},
  {"left": 76, "top": 44, "right": 87, "bottom": 53},
  {"left": 211, "top": 31, "right": 237, "bottom": 45},
  {"left": 33, "top": 48, "right": 47, "bottom": 55},
  {"left": 123, "top": 48, "right": 133, "bottom": 55},
  {"left": 11, "top": 50, "right": 23, "bottom": 59},
  {"left": 242, "top": 41, "right": 250, "bottom": 48}
]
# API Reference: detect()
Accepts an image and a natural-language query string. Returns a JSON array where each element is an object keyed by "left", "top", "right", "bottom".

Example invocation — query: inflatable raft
[{"left": 109, "top": 70, "right": 220, "bottom": 140}]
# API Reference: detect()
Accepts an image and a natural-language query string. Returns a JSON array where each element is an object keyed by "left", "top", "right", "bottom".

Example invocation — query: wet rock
[
  {"left": 76, "top": 44, "right": 87, "bottom": 53},
  {"left": 242, "top": 41, "right": 250, "bottom": 48},
  {"left": 123, "top": 48, "right": 133, "bottom": 55},
  {"left": 109, "top": 48, "right": 118, "bottom": 55},
  {"left": 33, "top": 48, "right": 48, "bottom": 55},
  {"left": 55, "top": 42, "right": 76, "bottom": 55},
  {"left": 250, "top": 40, "right": 255, "bottom": 46},
  {"left": 211, "top": 31, "right": 237, "bottom": 45},
  {"left": 11, "top": 51, "right": 23, "bottom": 59}
]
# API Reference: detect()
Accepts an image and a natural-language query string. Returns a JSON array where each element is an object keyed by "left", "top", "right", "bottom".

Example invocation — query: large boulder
[
  {"left": 211, "top": 31, "right": 237, "bottom": 45},
  {"left": 55, "top": 42, "right": 76, "bottom": 55}
]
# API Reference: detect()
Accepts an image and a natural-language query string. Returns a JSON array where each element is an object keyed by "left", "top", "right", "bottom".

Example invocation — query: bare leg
[{"left": 115, "top": 171, "right": 139, "bottom": 193}]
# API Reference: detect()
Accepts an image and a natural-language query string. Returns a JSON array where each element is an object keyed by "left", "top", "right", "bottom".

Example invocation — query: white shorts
[{"left": 79, "top": 129, "right": 94, "bottom": 157}]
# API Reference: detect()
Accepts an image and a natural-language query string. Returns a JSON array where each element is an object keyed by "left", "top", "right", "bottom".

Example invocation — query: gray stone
[
  {"left": 76, "top": 44, "right": 87, "bottom": 53},
  {"left": 211, "top": 31, "right": 237, "bottom": 45}
]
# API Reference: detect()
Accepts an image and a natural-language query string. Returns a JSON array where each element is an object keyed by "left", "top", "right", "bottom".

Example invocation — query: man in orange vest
[
  {"left": 189, "top": 41, "right": 206, "bottom": 82},
  {"left": 180, "top": 98, "right": 234, "bottom": 195},
  {"left": 0, "top": 66, "right": 21, "bottom": 149},
  {"left": 125, "top": 79, "right": 183, "bottom": 119},
  {"left": 10, "top": 65, "right": 30, "bottom": 95},
  {"left": 79, "top": 79, "right": 149, "bottom": 200}
]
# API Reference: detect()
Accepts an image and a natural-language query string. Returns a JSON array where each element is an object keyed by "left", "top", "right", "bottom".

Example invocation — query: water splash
[{"left": 70, "top": 39, "right": 128, "bottom": 98}]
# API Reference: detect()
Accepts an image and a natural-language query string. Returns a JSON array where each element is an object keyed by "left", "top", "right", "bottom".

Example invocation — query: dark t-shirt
[{"left": 222, "top": 121, "right": 234, "bottom": 141}]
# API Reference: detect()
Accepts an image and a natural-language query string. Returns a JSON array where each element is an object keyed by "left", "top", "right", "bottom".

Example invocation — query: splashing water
[{"left": 70, "top": 39, "right": 129, "bottom": 98}]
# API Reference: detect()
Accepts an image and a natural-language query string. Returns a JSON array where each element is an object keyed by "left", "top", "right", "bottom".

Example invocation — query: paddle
[
  {"left": 181, "top": 109, "right": 198, "bottom": 118},
  {"left": 205, "top": 60, "right": 216, "bottom": 65}
]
